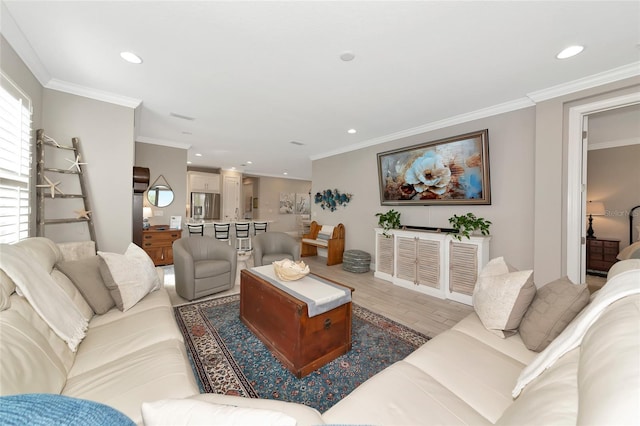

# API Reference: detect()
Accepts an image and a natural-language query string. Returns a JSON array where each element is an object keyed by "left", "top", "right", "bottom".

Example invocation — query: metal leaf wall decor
[{"left": 314, "top": 189, "right": 352, "bottom": 211}]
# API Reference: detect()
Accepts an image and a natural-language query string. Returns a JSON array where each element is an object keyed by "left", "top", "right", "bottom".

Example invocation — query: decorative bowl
[{"left": 273, "top": 259, "right": 310, "bottom": 281}]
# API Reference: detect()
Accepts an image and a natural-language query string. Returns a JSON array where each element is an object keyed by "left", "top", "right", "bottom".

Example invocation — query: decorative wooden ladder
[{"left": 35, "top": 129, "right": 97, "bottom": 248}]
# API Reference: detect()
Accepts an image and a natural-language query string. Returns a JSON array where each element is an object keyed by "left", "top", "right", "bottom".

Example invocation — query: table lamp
[
  {"left": 143, "top": 206, "right": 152, "bottom": 230},
  {"left": 586, "top": 201, "right": 605, "bottom": 239}
]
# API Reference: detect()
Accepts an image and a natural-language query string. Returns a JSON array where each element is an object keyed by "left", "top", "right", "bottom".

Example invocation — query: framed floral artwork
[{"left": 377, "top": 129, "right": 491, "bottom": 205}]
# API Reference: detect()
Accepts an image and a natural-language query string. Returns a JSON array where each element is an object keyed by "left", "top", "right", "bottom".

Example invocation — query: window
[{"left": 0, "top": 72, "right": 32, "bottom": 243}]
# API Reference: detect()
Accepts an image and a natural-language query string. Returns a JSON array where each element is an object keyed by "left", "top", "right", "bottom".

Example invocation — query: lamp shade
[
  {"left": 143, "top": 206, "right": 153, "bottom": 219},
  {"left": 586, "top": 201, "right": 605, "bottom": 216}
]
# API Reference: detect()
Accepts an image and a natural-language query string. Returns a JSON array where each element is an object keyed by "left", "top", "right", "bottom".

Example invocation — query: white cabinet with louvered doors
[{"left": 374, "top": 228, "right": 490, "bottom": 305}]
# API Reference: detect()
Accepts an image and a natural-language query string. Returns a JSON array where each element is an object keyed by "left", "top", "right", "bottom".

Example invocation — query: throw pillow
[
  {"left": 141, "top": 399, "right": 296, "bottom": 426},
  {"left": 97, "top": 243, "right": 161, "bottom": 312},
  {"left": 473, "top": 257, "right": 536, "bottom": 338},
  {"left": 519, "top": 276, "right": 590, "bottom": 352},
  {"left": 57, "top": 256, "right": 115, "bottom": 315}
]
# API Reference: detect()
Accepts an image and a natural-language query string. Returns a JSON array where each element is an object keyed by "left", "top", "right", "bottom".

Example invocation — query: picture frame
[{"left": 377, "top": 129, "right": 491, "bottom": 206}]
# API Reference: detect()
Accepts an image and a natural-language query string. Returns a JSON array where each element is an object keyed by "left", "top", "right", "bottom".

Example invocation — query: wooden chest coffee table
[{"left": 240, "top": 267, "right": 354, "bottom": 378}]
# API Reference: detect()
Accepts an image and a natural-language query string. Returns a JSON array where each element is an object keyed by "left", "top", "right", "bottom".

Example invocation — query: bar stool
[
  {"left": 253, "top": 221, "right": 268, "bottom": 235},
  {"left": 213, "top": 223, "right": 231, "bottom": 245},
  {"left": 234, "top": 222, "right": 252, "bottom": 253},
  {"left": 187, "top": 224, "right": 204, "bottom": 236}
]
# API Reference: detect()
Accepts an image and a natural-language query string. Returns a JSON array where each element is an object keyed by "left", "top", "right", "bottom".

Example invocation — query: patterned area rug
[{"left": 174, "top": 294, "right": 429, "bottom": 412}]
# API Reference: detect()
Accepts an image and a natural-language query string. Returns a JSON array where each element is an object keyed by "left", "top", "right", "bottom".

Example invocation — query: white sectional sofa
[
  {"left": 0, "top": 238, "right": 199, "bottom": 424},
  {"left": 157, "top": 259, "right": 640, "bottom": 426},
  {"left": 1, "top": 236, "right": 639, "bottom": 426}
]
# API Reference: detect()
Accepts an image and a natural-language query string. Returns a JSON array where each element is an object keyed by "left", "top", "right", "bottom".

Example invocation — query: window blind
[{"left": 0, "top": 72, "right": 32, "bottom": 243}]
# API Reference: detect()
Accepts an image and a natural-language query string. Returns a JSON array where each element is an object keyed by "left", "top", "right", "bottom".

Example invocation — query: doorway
[{"left": 566, "top": 92, "right": 640, "bottom": 283}]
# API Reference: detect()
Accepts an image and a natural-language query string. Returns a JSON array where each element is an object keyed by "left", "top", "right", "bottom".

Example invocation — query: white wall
[
  {"left": 534, "top": 78, "right": 640, "bottom": 285},
  {"left": 42, "top": 89, "right": 135, "bottom": 253},
  {"left": 312, "top": 107, "right": 536, "bottom": 272},
  {"left": 255, "top": 176, "right": 312, "bottom": 233},
  {"left": 587, "top": 144, "right": 640, "bottom": 249}
]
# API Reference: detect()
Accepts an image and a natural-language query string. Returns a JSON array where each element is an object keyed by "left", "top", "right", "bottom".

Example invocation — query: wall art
[
  {"left": 314, "top": 189, "right": 352, "bottom": 211},
  {"left": 377, "top": 129, "right": 491, "bottom": 205}
]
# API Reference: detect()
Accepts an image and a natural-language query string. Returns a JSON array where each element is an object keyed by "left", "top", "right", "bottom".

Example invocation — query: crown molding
[
  {"left": 311, "top": 97, "right": 534, "bottom": 161},
  {"left": 527, "top": 62, "right": 640, "bottom": 103},
  {"left": 0, "top": 2, "right": 51, "bottom": 85},
  {"left": 45, "top": 79, "right": 141, "bottom": 108},
  {"left": 136, "top": 135, "right": 191, "bottom": 150}
]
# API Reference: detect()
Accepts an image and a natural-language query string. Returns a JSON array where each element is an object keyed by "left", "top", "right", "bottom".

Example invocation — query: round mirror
[{"left": 147, "top": 185, "right": 174, "bottom": 207}]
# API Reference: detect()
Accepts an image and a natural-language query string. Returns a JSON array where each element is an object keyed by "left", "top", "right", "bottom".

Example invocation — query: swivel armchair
[
  {"left": 253, "top": 232, "right": 301, "bottom": 266},
  {"left": 173, "top": 236, "right": 237, "bottom": 301}
]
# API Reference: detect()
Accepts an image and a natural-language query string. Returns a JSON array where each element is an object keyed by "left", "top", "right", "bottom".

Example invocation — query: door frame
[{"left": 566, "top": 92, "right": 640, "bottom": 283}]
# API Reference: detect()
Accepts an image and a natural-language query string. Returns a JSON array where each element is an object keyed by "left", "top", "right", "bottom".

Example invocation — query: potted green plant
[
  {"left": 375, "top": 209, "right": 401, "bottom": 237},
  {"left": 448, "top": 213, "right": 491, "bottom": 241}
]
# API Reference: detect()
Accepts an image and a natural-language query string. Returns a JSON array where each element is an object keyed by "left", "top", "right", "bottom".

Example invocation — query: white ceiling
[{"left": 2, "top": 1, "right": 639, "bottom": 180}]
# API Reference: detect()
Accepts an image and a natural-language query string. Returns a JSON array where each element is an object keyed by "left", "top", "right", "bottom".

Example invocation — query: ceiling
[{"left": 2, "top": 1, "right": 639, "bottom": 180}]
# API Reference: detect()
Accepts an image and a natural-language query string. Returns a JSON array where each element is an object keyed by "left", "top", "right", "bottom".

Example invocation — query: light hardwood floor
[{"left": 164, "top": 255, "right": 473, "bottom": 338}]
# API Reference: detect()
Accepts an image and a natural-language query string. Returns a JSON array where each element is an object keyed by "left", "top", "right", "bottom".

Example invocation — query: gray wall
[
  {"left": 312, "top": 107, "right": 536, "bottom": 273},
  {"left": 42, "top": 89, "right": 135, "bottom": 253},
  {"left": 135, "top": 142, "right": 188, "bottom": 233}
]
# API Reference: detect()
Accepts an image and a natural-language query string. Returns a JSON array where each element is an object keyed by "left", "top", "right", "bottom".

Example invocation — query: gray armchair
[
  {"left": 253, "top": 232, "right": 301, "bottom": 266},
  {"left": 173, "top": 236, "right": 237, "bottom": 301}
]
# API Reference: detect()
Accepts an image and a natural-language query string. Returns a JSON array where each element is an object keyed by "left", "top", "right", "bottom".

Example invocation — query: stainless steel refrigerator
[{"left": 191, "top": 192, "right": 220, "bottom": 220}]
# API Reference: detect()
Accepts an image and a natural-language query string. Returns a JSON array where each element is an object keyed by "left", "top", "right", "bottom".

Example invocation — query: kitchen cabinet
[{"left": 188, "top": 171, "right": 220, "bottom": 193}]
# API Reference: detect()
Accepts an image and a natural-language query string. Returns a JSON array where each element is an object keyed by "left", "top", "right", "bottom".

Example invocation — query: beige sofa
[
  {"left": 2, "top": 236, "right": 639, "bottom": 425},
  {"left": 0, "top": 238, "right": 199, "bottom": 424},
  {"left": 164, "top": 259, "right": 640, "bottom": 426}
]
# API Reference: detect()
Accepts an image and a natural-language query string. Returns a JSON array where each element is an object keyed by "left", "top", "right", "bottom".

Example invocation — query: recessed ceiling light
[
  {"left": 231, "top": 167, "right": 236, "bottom": 171},
  {"left": 120, "top": 51, "right": 143, "bottom": 64},
  {"left": 247, "top": 160, "right": 253, "bottom": 164},
  {"left": 347, "top": 128, "right": 357, "bottom": 134},
  {"left": 186, "top": 161, "right": 192, "bottom": 165},
  {"left": 195, "top": 153, "right": 202, "bottom": 157},
  {"left": 283, "top": 172, "right": 288, "bottom": 175},
  {"left": 340, "top": 51, "right": 355, "bottom": 62},
  {"left": 556, "top": 45, "right": 584, "bottom": 59}
]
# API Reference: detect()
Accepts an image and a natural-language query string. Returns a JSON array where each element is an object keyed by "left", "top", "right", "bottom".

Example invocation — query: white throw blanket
[
  {"left": 0, "top": 243, "right": 88, "bottom": 352},
  {"left": 512, "top": 268, "right": 640, "bottom": 397}
]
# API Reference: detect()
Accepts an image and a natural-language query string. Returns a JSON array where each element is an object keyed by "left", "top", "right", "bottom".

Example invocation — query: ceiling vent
[{"left": 290, "top": 141, "right": 304, "bottom": 146}]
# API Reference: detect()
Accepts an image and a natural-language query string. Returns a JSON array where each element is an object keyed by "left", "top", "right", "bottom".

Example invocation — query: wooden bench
[{"left": 301, "top": 221, "right": 345, "bottom": 266}]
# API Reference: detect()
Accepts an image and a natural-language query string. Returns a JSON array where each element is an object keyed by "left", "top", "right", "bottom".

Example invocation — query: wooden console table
[{"left": 142, "top": 226, "right": 181, "bottom": 266}]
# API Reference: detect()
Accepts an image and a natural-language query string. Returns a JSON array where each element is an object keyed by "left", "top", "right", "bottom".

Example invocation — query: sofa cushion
[
  {"left": 98, "top": 243, "right": 161, "bottom": 312},
  {"left": 69, "top": 304, "right": 185, "bottom": 377},
  {"left": 62, "top": 340, "right": 199, "bottom": 425},
  {"left": 141, "top": 399, "right": 296, "bottom": 426},
  {"left": 473, "top": 257, "right": 536, "bottom": 338},
  {"left": 404, "top": 328, "right": 528, "bottom": 423},
  {"left": 0, "top": 309, "right": 68, "bottom": 395},
  {"left": 496, "top": 348, "right": 580, "bottom": 425},
  {"left": 57, "top": 256, "right": 115, "bottom": 315},
  {"left": 519, "top": 276, "right": 589, "bottom": 352},
  {"left": 323, "top": 361, "right": 491, "bottom": 425}
]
